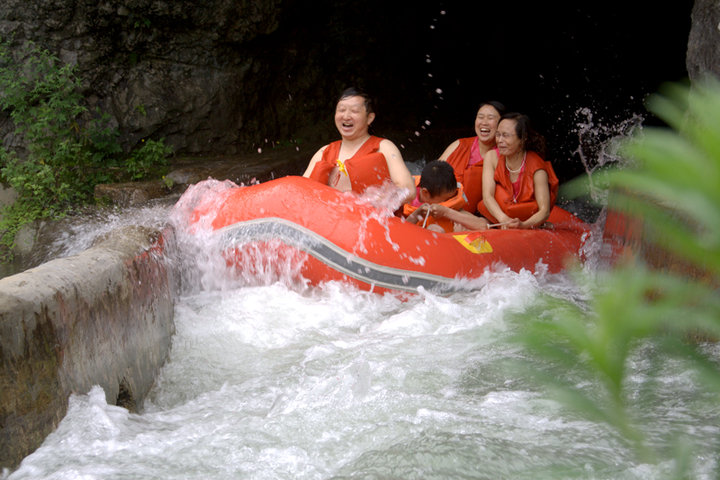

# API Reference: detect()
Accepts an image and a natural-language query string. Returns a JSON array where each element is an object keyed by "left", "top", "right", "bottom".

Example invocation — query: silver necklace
[{"left": 506, "top": 152, "right": 526, "bottom": 174}]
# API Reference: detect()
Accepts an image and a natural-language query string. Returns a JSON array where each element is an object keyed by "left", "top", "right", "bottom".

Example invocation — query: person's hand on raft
[
  {"left": 487, "top": 217, "right": 525, "bottom": 229},
  {"left": 503, "top": 218, "right": 522, "bottom": 229}
]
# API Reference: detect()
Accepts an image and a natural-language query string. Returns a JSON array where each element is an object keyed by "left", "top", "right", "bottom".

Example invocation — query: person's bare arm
[
  {"left": 379, "top": 139, "right": 415, "bottom": 200},
  {"left": 302, "top": 146, "right": 327, "bottom": 177},
  {"left": 429, "top": 205, "right": 489, "bottom": 230},
  {"left": 438, "top": 140, "right": 460, "bottom": 161},
  {"left": 481, "top": 149, "right": 513, "bottom": 225},
  {"left": 518, "top": 169, "right": 551, "bottom": 228},
  {"left": 404, "top": 204, "right": 429, "bottom": 225}
]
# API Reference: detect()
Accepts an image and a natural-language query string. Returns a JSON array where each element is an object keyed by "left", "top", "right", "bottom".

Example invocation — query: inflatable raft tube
[{"left": 190, "top": 176, "right": 589, "bottom": 294}]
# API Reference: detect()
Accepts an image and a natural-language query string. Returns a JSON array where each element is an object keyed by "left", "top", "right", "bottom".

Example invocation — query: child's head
[{"left": 418, "top": 160, "right": 457, "bottom": 204}]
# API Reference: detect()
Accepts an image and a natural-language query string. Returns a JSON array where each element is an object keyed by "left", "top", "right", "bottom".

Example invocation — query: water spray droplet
[
  {"left": 435, "top": 88, "right": 443, "bottom": 94},
  {"left": 258, "top": 148, "right": 262, "bottom": 153}
]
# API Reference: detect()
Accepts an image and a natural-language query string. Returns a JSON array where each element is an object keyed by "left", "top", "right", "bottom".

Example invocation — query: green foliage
[
  {"left": 0, "top": 39, "right": 172, "bottom": 260},
  {"left": 126, "top": 138, "right": 171, "bottom": 180},
  {"left": 161, "top": 175, "right": 174, "bottom": 190},
  {"left": 517, "top": 78, "right": 720, "bottom": 475},
  {"left": 0, "top": 197, "right": 45, "bottom": 260},
  {"left": 0, "top": 42, "right": 90, "bottom": 210}
]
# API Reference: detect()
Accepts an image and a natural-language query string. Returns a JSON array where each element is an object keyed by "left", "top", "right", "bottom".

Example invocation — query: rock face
[
  {"left": 0, "top": 0, "right": 438, "bottom": 157},
  {"left": 687, "top": 0, "right": 720, "bottom": 82},
  {"left": 1, "top": 1, "right": 703, "bottom": 160},
  {"left": 0, "top": 0, "right": 332, "bottom": 155}
]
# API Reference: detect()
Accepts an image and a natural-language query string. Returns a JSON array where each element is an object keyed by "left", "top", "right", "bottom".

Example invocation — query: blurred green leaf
[{"left": 517, "top": 78, "right": 720, "bottom": 473}]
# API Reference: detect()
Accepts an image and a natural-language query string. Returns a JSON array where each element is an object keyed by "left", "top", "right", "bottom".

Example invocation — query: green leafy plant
[
  {"left": 161, "top": 175, "right": 174, "bottom": 190},
  {"left": 126, "top": 138, "right": 172, "bottom": 180},
  {"left": 0, "top": 42, "right": 91, "bottom": 208},
  {"left": 0, "top": 39, "right": 172, "bottom": 260},
  {"left": 516, "top": 78, "right": 720, "bottom": 476}
]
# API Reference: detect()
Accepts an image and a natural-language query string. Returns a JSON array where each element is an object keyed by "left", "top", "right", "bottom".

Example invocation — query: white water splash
[
  {"left": 6, "top": 271, "right": 717, "bottom": 480},
  {"left": 40, "top": 202, "right": 173, "bottom": 262},
  {"left": 571, "top": 107, "right": 645, "bottom": 204}
]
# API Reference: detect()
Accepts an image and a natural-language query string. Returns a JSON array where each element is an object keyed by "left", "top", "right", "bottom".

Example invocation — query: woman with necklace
[{"left": 477, "top": 112, "right": 559, "bottom": 229}]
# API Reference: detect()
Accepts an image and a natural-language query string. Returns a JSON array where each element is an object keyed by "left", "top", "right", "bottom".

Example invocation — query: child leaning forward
[{"left": 403, "top": 160, "right": 489, "bottom": 232}]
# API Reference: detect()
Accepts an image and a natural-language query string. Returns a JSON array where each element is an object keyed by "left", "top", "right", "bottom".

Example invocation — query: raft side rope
[{"left": 421, "top": 207, "right": 431, "bottom": 228}]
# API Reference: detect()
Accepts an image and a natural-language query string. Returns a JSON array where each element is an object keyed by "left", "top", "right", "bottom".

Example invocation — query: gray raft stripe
[{"left": 216, "top": 217, "right": 461, "bottom": 293}]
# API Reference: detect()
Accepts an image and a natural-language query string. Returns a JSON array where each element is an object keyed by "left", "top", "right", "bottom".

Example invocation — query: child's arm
[
  {"left": 405, "top": 204, "right": 430, "bottom": 225},
  {"left": 430, "top": 205, "right": 489, "bottom": 230}
]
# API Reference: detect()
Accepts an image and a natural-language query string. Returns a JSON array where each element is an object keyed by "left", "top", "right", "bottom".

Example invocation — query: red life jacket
[
  {"left": 477, "top": 151, "right": 559, "bottom": 223},
  {"left": 308, "top": 136, "right": 391, "bottom": 193},
  {"left": 445, "top": 137, "right": 486, "bottom": 214}
]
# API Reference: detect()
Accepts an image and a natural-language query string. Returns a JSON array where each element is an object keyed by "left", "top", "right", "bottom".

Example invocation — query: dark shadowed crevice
[{"left": 117, "top": 377, "right": 137, "bottom": 412}]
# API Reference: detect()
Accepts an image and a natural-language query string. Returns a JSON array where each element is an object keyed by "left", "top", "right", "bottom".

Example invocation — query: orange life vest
[
  {"left": 308, "top": 136, "right": 391, "bottom": 193},
  {"left": 403, "top": 176, "right": 467, "bottom": 233},
  {"left": 445, "top": 137, "right": 486, "bottom": 214},
  {"left": 477, "top": 151, "right": 559, "bottom": 223}
]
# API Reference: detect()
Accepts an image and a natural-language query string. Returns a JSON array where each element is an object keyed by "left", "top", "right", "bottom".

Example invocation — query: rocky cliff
[
  {"left": 0, "top": 0, "right": 301, "bottom": 154},
  {"left": 0, "top": 1, "right": 703, "bottom": 161},
  {"left": 0, "top": 0, "right": 437, "bottom": 157},
  {"left": 688, "top": 0, "right": 720, "bottom": 82}
]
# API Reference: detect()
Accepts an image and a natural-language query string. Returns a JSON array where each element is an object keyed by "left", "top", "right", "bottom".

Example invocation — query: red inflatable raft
[{"left": 188, "top": 176, "right": 590, "bottom": 294}]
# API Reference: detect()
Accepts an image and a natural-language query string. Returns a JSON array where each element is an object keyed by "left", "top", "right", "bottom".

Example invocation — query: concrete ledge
[{"left": 0, "top": 225, "right": 176, "bottom": 470}]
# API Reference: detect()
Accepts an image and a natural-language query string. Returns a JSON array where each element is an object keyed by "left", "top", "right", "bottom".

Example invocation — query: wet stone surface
[{"left": 95, "top": 144, "right": 315, "bottom": 207}]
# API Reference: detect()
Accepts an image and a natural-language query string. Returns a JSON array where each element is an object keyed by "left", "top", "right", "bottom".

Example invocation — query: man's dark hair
[{"left": 338, "top": 87, "right": 374, "bottom": 115}]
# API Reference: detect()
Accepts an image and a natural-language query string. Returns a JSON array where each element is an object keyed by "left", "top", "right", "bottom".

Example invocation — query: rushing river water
[
  {"left": 5, "top": 263, "right": 719, "bottom": 479},
  {"left": 4, "top": 119, "right": 720, "bottom": 478},
  {"left": 5, "top": 202, "right": 719, "bottom": 479}
]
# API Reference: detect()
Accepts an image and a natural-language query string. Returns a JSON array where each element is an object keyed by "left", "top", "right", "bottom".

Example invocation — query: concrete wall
[{"left": 0, "top": 225, "right": 176, "bottom": 470}]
